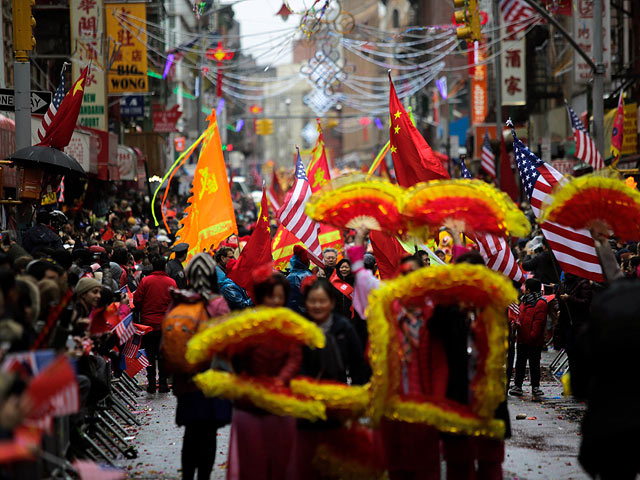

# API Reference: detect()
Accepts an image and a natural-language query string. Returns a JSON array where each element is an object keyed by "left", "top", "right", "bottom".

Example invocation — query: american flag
[
  {"left": 276, "top": 151, "right": 324, "bottom": 264},
  {"left": 122, "top": 332, "right": 142, "bottom": 358},
  {"left": 512, "top": 128, "right": 604, "bottom": 282},
  {"left": 113, "top": 313, "right": 136, "bottom": 344},
  {"left": 565, "top": 101, "right": 604, "bottom": 171},
  {"left": 481, "top": 133, "right": 497, "bottom": 178},
  {"left": 499, "top": 0, "right": 538, "bottom": 25},
  {"left": 37, "top": 65, "right": 66, "bottom": 142},
  {"left": 2, "top": 349, "right": 56, "bottom": 375},
  {"left": 461, "top": 159, "right": 524, "bottom": 282},
  {"left": 126, "top": 349, "right": 150, "bottom": 376}
]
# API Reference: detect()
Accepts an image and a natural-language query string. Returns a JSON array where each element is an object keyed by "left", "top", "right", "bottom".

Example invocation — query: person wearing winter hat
[{"left": 72, "top": 277, "right": 102, "bottom": 335}]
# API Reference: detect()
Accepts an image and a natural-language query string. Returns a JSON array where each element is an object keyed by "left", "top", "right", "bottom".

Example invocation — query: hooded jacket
[
  {"left": 216, "top": 266, "right": 253, "bottom": 311},
  {"left": 286, "top": 254, "right": 312, "bottom": 314},
  {"left": 517, "top": 296, "right": 548, "bottom": 346}
]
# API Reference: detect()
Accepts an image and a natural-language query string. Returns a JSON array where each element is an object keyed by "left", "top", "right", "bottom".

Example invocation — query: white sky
[{"left": 229, "top": 0, "right": 309, "bottom": 66}]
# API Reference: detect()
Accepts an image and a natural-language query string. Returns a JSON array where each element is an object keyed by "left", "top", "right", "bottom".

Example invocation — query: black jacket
[
  {"left": 572, "top": 280, "right": 640, "bottom": 441},
  {"left": 22, "top": 224, "right": 63, "bottom": 255},
  {"left": 166, "top": 259, "right": 187, "bottom": 289},
  {"left": 521, "top": 250, "right": 561, "bottom": 285},
  {"left": 300, "top": 314, "right": 371, "bottom": 385}
]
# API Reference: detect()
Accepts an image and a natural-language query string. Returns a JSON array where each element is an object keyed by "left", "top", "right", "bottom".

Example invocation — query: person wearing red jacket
[
  {"left": 134, "top": 255, "right": 177, "bottom": 393},
  {"left": 509, "top": 278, "right": 548, "bottom": 400}
]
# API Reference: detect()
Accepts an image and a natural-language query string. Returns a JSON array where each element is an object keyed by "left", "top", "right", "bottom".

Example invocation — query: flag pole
[{"left": 492, "top": 0, "right": 503, "bottom": 188}]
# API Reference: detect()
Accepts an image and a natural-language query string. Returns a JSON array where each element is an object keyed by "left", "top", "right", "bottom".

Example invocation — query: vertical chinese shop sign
[
  {"left": 106, "top": 3, "right": 148, "bottom": 93},
  {"left": 470, "top": 42, "right": 488, "bottom": 125},
  {"left": 500, "top": 34, "right": 526, "bottom": 106},
  {"left": 70, "top": 0, "right": 107, "bottom": 130}
]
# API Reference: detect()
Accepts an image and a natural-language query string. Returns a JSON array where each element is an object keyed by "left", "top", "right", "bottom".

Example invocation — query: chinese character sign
[
  {"left": 70, "top": 0, "right": 107, "bottom": 130},
  {"left": 573, "top": 0, "right": 611, "bottom": 84},
  {"left": 471, "top": 42, "right": 488, "bottom": 125},
  {"left": 501, "top": 37, "right": 526, "bottom": 106},
  {"left": 106, "top": 3, "right": 148, "bottom": 93}
]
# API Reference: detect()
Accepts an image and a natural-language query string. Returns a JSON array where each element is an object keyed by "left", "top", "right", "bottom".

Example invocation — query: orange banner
[{"left": 175, "top": 111, "right": 237, "bottom": 260}]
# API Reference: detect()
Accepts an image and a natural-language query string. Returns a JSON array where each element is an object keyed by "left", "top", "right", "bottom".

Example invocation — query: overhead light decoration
[
  {"left": 249, "top": 104, "right": 263, "bottom": 114},
  {"left": 235, "top": 119, "right": 244, "bottom": 132},
  {"left": 276, "top": 2, "right": 293, "bottom": 21},
  {"left": 163, "top": 53, "right": 175, "bottom": 79}
]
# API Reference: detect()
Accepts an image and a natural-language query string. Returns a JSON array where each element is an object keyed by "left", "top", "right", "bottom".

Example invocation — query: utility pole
[
  {"left": 12, "top": 0, "right": 36, "bottom": 151},
  {"left": 492, "top": 0, "right": 503, "bottom": 186},
  {"left": 591, "top": 0, "right": 605, "bottom": 156}
]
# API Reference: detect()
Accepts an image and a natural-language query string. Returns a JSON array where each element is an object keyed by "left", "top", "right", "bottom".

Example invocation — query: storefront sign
[
  {"left": 622, "top": 102, "right": 638, "bottom": 156},
  {"left": 117, "top": 145, "right": 137, "bottom": 181},
  {"left": 174, "top": 136, "right": 186, "bottom": 152},
  {"left": 120, "top": 95, "right": 144, "bottom": 118},
  {"left": 70, "top": 0, "right": 107, "bottom": 130},
  {"left": 501, "top": 37, "right": 526, "bottom": 106},
  {"left": 153, "top": 104, "right": 182, "bottom": 132},
  {"left": 551, "top": 159, "right": 576, "bottom": 175},
  {"left": 573, "top": 0, "right": 611, "bottom": 84},
  {"left": 106, "top": 3, "right": 148, "bottom": 93}
]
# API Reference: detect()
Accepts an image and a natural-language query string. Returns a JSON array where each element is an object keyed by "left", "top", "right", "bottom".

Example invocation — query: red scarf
[{"left": 330, "top": 270, "right": 354, "bottom": 318}]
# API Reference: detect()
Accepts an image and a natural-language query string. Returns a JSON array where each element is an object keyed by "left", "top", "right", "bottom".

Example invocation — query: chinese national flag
[
  {"left": 369, "top": 230, "right": 407, "bottom": 280},
  {"left": 175, "top": 111, "right": 238, "bottom": 261},
  {"left": 308, "top": 119, "right": 344, "bottom": 251},
  {"left": 272, "top": 223, "right": 304, "bottom": 271},
  {"left": 37, "top": 66, "right": 89, "bottom": 150},
  {"left": 389, "top": 75, "right": 450, "bottom": 187},
  {"left": 499, "top": 135, "right": 519, "bottom": 202},
  {"left": 228, "top": 188, "right": 273, "bottom": 301}
]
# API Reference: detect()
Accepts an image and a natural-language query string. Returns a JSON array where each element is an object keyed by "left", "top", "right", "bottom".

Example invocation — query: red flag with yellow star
[
  {"left": 271, "top": 223, "right": 304, "bottom": 271},
  {"left": 37, "top": 66, "right": 89, "bottom": 150},
  {"left": 388, "top": 75, "right": 449, "bottom": 187},
  {"left": 308, "top": 119, "right": 344, "bottom": 252},
  {"left": 228, "top": 187, "right": 272, "bottom": 300},
  {"left": 175, "top": 110, "right": 238, "bottom": 261}
]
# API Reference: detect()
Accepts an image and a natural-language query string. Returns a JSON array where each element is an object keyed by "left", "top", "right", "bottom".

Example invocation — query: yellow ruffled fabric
[
  {"left": 186, "top": 307, "right": 325, "bottom": 364},
  {"left": 365, "top": 264, "right": 517, "bottom": 434},
  {"left": 290, "top": 378, "right": 371, "bottom": 415},
  {"left": 305, "top": 174, "right": 406, "bottom": 233},
  {"left": 384, "top": 398, "right": 506, "bottom": 439},
  {"left": 312, "top": 444, "right": 386, "bottom": 480},
  {"left": 193, "top": 370, "right": 327, "bottom": 421},
  {"left": 539, "top": 173, "right": 640, "bottom": 226},
  {"left": 402, "top": 179, "right": 531, "bottom": 238}
]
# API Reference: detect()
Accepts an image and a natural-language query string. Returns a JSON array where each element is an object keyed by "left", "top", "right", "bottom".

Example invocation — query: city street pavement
[{"left": 121, "top": 351, "right": 588, "bottom": 479}]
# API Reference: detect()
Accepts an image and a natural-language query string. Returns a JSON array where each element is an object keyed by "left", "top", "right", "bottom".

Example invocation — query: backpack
[{"left": 161, "top": 301, "right": 210, "bottom": 374}]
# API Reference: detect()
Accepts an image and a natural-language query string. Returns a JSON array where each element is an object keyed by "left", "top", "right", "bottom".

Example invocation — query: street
[{"left": 121, "top": 352, "right": 588, "bottom": 480}]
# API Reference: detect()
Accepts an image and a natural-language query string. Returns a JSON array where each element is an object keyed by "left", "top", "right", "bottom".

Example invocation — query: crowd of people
[{"left": 0, "top": 186, "right": 638, "bottom": 479}]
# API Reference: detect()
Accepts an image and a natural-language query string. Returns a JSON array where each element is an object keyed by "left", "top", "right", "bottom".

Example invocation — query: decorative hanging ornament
[
  {"left": 201, "top": 66, "right": 209, "bottom": 75},
  {"left": 276, "top": 2, "right": 293, "bottom": 21},
  {"left": 206, "top": 42, "right": 234, "bottom": 98},
  {"left": 249, "top": 104, "right": 263, "bottom": 114}
]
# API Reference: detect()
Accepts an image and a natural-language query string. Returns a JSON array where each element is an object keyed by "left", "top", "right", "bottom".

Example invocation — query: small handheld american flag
[
  {"left": 481, "top": 133, "right": 497, "bottom": 179},
  {"left": 113, "top": 313, "right": 135, "bottom": 345}
]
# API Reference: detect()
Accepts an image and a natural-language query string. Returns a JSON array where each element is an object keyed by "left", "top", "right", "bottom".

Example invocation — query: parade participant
[
  {"left": 288, "top": 276, "right": 370, "bottom": 479},
  {"left": 167, "top": 243, "right": 189, "bottom": 289},
  {"left": 227, "top": 265, "right": 301, "bottom": 480},
  {"left": 509, "top": 278, "right": 547, "bottom": 400},
  {"left": 167, "top": 253, "right": 232, "bottom": 480},
  {"left": 286, "top": 246, "right": 312, "bottom": 314},
  {"left": 134, "top": 255, "right": 177, "bottom": 393}
]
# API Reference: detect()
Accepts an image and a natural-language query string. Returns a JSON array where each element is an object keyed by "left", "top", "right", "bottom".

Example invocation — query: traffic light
[
  {"left": 453, "top": 0, "right": 481, "bottom": 42},
  {"left": 255, "top": 119, "right": 274, "bottom": 135},
  {"left": 12, "top": 0, "right": 36, "bottom": 52}
]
